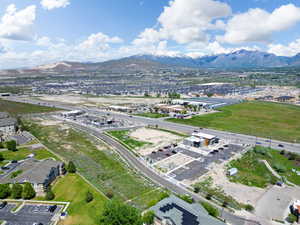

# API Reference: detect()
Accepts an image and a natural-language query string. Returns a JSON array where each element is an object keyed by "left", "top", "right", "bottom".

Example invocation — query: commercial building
[
  {"left": 154, "top": 104, "right": 185, "bottom": 114},
  {"left": 172, "top": 97, "right": 241, "bottom": 109},
  {"left": 61, "top": 110, "right": 85, "bottom": 117},
  {"left": 149, "top": 195, "right": 226, "bottom": 225}
]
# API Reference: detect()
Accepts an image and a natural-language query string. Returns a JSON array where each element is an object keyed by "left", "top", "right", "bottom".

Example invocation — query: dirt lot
[
  {"left": 195, "top": 160, "right": 266, "bottom": 206},
  {"left": 37, "top": 94, "right": 164, "bottom": 106},
  {"left": 130, "top": 127, "right": 183, "bottom": 156}
]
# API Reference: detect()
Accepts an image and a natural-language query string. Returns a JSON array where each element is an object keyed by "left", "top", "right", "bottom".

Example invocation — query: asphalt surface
[
  {"left": 67, "top": 121, "right": 260, "bottom": 225},
  {"left": 0, "top": 203, "right": 62, "bottom": 225}
]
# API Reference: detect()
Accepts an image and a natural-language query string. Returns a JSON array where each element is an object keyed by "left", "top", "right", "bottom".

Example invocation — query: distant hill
[
  {"left": 131, "top": 50, "right": 299, "bottom": 68},
  {"left": 3, "top": 49, "right": 300, "bottom": 75}
]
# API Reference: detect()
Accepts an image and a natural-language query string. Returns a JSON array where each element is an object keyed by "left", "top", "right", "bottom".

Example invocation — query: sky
[{"left": 1, "top": 0, "right": 300, "bottom": 69}]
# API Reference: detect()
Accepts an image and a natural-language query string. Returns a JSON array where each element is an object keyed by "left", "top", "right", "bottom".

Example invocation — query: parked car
[
  {"left": 0, "top": 201, "right": 7, "bottom": 209},
  {"left": 1, "top": 166, "right": 9, "bottom": 170},
  {"left": 11, "top": 160, "right": 18, "bottom": 163},
  {"left": 48, "top": 205, "right": 57, "bottom": 213},
  {"left": 278, "top": 144, "right": 284, "bottom": 148}
]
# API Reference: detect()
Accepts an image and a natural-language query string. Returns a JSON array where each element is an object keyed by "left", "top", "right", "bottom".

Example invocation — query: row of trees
[
  {"left": 0, "top": 140, "right": 17, "bottom": 151},
  {"left": 0, "top": 183, "right": 35, "bottom": 200}
]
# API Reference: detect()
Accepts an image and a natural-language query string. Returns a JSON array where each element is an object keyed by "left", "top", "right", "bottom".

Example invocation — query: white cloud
[
  {"left": 36, "top": 36, "right": 52, "bottom": 46},
  {"left": 133, "top": 0, "right": 231, "bottom": 46},
  {"left": 41, "top": 0, "right": 70, "bottom": 10},
  {"left": 218, "top": 4, "right": 300, "bottom": 44},
  {"left": 268, "top": 39, "right": 300, "bottom": 56},
  {"left": 78, "top": 32, "right": 123, "bottom": 51},
  {"left": 0, "top": 4, "right": 36, "bottom": 41}
]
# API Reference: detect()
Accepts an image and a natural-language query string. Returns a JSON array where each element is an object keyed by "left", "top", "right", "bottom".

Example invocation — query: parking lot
[
  {"left": 0, "top": 203, "right": 63, "bottom": 225},
  {"left": 158, "top": 144, "right": 243, "bottom": 181}
]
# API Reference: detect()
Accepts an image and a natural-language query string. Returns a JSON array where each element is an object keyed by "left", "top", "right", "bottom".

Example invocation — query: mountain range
[{"left": 2, "top": 50, "right": 300, "bottom": 75}]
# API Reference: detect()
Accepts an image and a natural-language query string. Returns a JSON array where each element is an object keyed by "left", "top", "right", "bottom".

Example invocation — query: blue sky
[{"left": 1, "top": 0, "right": 300, "bottom": 68}]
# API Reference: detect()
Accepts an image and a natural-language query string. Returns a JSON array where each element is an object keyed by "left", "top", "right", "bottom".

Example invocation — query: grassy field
[
  {"left": 228, "top": 146, "right": 300, "bottom": 187},
  {"left": 107, "top": 130, "right": 151, "bottom": 150},
  {"left": 227, "top": 150, "right": 277, "bottom": 188},
  {"left": 135, "top": 112, "right": 168, "bottom": 118},
  {"left": 53, "top": 174, "right": 107, "bottom": 225},
  {"left": 0, "top": 147, "right": 58, "bottom": 163},
  {"left": 24, "top": 120, "right": 162, "bottom": 209},
  {"left": 0, "top": 99, "right": 59, "bottom": 116},
  {"left": 167, "top": 101, "right": 300, "bottom": 143}
]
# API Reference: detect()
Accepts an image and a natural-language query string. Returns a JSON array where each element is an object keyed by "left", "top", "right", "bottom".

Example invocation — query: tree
[
  {"left": 22, "top": 182, "right": 36, "bottom": 199},
  {"left": 6, "top": 140, "right": 17, "bottom": 151},
  {"left": 0, "top": 153, "right": 4, "bottom": 162},
  {"left": 86, "top": 191, "right": 93, "bottom": 203},
  {"left": 67, "top": 161, "right": 76, "bottom": 173},
  {"left": 0, "top": 184, "right": 11, "bottom": 199},
  {"left": 11, "top": 184, "right": 23, "bottom": 199},
  {"left": 206, "top": 93, "right": 214, "bottom": 97},
  {"left": 142, "top": 211, "right": 155, "bottom": 225},
  {"left": 201, "top": 201, "right": 219, "bottom": 218},
  {"left": 45, "top": 190, "right": 55, "bottom": 200},
  {"left": 99, "top": 199, "right": 143, "bottom": 225}
]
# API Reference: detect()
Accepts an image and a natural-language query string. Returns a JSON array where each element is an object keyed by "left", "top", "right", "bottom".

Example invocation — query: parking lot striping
[{"left": 165, "top": 158, "right": 198, "bottom": 176}]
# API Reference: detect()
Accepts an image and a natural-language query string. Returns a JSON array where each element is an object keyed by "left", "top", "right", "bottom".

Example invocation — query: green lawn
[
  {"left": 52, "top": 174, "right": 107, "bottom": 225},
  {"left": 135, "top": 112, "right": 168, "bottom": 119},
  {"left": 0, "top": 147, "right": 58, "bottom": 161},
  {"left": 167, "top": 101, "right": 300, "bottom": 143},
  {"left": 0, "top": 99, "right": 59, "bottom": 116},
  {"left": 228, "top": 146, "right": 300, "bottom": 187},
  {"left": 107, "top": 130, "right": 151, "bottom": 150},
  {"left": 24, "top": 120, "right": 161, "bottom": 209}
]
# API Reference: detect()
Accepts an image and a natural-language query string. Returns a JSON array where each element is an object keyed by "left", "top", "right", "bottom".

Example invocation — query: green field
[
  {"left": 0, "top": 99, "right": 59, "bottom": 116},
  {"left": 135, "top": 112, "right": 168, "bottom": 119},
  {"left": 167, "top": 101, "right": 300, "bottom": 143},
  {"left": 227, "top": 150, "right": 277, "bottom": 188},
  {"left": 107, "top": 130, "right": 151, "bottom": 150},
  {"left": 228, "top": 146, "right": 300, "bottom": 187},
  {"left": 0, "top": 147, "right": 58, "bottom": 166},
  {"left": 24, "top": 120, "right": 162, "bottom": 209},
  {"left": 53, "top": 174, "right": 107, "bottom": 225}
]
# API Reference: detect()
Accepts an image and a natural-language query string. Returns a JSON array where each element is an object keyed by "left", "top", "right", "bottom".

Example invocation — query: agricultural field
[
  {"left": 23, "top": 119, "right": 164, "bottom": 209},
  {"left": 227, "top": 146, "right": 300, "bottom": 187},
  {"left": 0, "top": 99, "right": 59, "bottom": 116},
  {"left": 167, "top": 101, "right": 300, "bottom": 143},
  {"left": 134, "top": 112, "right": 168, "bottom": 118}
]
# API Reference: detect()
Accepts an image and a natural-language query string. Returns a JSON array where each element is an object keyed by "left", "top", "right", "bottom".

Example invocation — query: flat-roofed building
[{"left": 0, "top": 112, "right": 17, "bottom": 139}]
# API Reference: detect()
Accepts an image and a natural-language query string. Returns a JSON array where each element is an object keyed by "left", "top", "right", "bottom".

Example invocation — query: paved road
[
  {"left": 6, "top": 96, "right": 299, "bottom": 153},
  {"left": 67, "top": 121, "right": 260, "bottom": 225}
]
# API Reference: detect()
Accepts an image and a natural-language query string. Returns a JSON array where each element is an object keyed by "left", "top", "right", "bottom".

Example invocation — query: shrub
[
  {"left": 222, "top": 201, "right": 229, "bottom": 208},
  {"left": 206, "top": 193, "right": 212, "bottom": 200},
  {"left": 85, "top": 191, "right": 93, "bottom": 203},
  {"left": 201, "top": 201, "right": 219, "bottom": 218},
  {"left": 244, "top": 204, "right": 254, "bottom": 212},
  {"left": 287, "top": 213, "right": 298, "bottom": 223},
  {"left": 178, "top": 194, "right": 194, "bottom": 204},
  {"left": 45, "top": 190, "right": 55, "bottom": 200},
  {"left": 280, "top": 150, "right": 285, "bottom": 155},
  {"left": 67, "top": 161, "right": 76, "bottom": 173},
  {"left": 0, "top": 142, "right": 4, "bottom": 148},
  {"left": 106, "top": 190, "right": 114, "bottom": 199},
  {"left": 11, "top": 184, "right": 23, "bottom": 199},
  {"left": 194, "top": 186, "right": 200, "bottom": 193},
  {"left": 6, "top": 140, "right": 17, "bottom": 151},
  {"left": 0, "top": 153, "right": 4, "bottom": 161}
]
